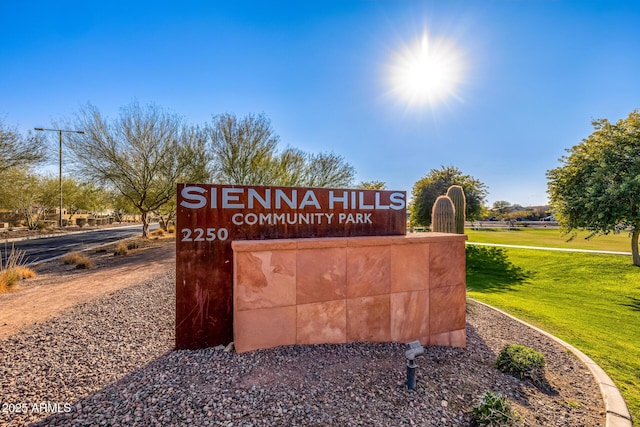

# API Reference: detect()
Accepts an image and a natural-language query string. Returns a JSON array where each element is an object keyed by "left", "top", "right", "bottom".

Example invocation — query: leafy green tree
[
  {"left": 39, "top": 175, "right": 69, "bottom": 221},
  {"left": 547, "top": 110, "right": 640, "bottom": 266},
  {"left": 505, "top": 210, "right": 532, "bottom": 221},
  {"left": 153, "top": 196, "right": 176, "bottom": 231},
  {"left": 207, "top": 113, "right": 355, "bottom": 188},
  {"left": 492, "top": 200, "right": 512, "bottom": 218},
  {"left": 64, "top": 102, "right": 211, "bottom": 237},
  {"left": 110, "top": 192, "right": 137, "bottom": 223},
  {"left": 79, "top": 182, "right": 111, "bottom": 217},
  {"left": 410, "top": 166, "right": 488, "bottom": 227},
  {"left": 478, "top": 205, "right": 492, "bottom": 220},
  {"left": 42, "top": 178, "right": 111, "bottom": 222},
  {"left": 38, "top": 176, "right": 109, "bottom": 226},
  {"left": 0, "top": 169, "right": 49, "bottom": 229},
  {"left": 0, "top": 118, "right": 47, "bottom": 175}
]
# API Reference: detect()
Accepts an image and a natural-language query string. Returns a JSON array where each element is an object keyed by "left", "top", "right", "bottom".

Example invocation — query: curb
[{"left": 469, "top": 299, "right": 633, "bottom": 427}]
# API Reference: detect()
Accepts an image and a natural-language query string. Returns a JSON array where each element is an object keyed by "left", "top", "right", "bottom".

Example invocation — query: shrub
[
  {"left": 471, "top": 391, "right": 518, "bottom": 426},
  {"left": 0, "top": 246, "right": 36, "bottom": 293},
  {"left": 167, "top": 224, "right": 175, "bottom": 233},
  {"left": 150, "top": 228, "right": 165, "bottom": 237},
  {"left": 61, "top": 252, "right": 94, "bottom": 269},
  {"left": 496, "top": 344, "right": 547, "bottom": 387},
  {"left": 114, "top": 242, "right": 129, "bottom": 256},
  {"left": 0, "top": 269, "right": 19, "bottom": 293},
  {"left": 114, "top": 239, "right": 142, "bottom": 254},
  {"left": 14, "top": 266, "right": 36, "bottom": 279},
  {"left": 126, "top": 240, "right": 141, "bottom": 250}
]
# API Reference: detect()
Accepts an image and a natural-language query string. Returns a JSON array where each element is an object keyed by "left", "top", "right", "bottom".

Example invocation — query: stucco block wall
[{"left": 232, "top": 233, "right": 467, "bottom": 353}]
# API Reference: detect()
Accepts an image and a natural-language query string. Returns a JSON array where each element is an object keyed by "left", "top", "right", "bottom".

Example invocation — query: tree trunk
[
  {"left": 141, "top": 211, "right": 149, "bottom": 238},
  {"left": 632, "top": 228, "right": 640, "bottom": 267}
]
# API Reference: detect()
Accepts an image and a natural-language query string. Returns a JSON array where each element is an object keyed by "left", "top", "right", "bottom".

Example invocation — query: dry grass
[
  {"left": 0, "top": 246, "right": 36, "bottom": 293},
  {"left": 114, "top": 239, "right": 144, "bottom": 255},
  {"left": 127, "top": 240, "right": 141, "bottom": 250},
  {"left": 114, "top": 241, "right": 129, "bottom": 256},
  {"left": 14, "top": 266, "right": 36, "bottom": 279},
  {"left": 150, "top": 228, "right": 165, "bottom": 237},
  {"left": 61, "top": 252, "right": 94, "bottom": 269}
]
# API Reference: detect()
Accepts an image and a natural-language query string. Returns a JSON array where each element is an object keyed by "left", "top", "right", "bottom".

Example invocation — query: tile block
[
  {"left": 297, "top": 247, "right": 347, "bottom": 304},
  {"left": 297, "top": 300, "right": 347, "bottom": 344},
  {"left": 235, "top": 250, "right": 296, "bottom": 311},
  {"left": 429, "top": 241, "right": 465, "bottom": 289},
  {"left": 430, "top": 285, "right": 466, "bottom": 335},
  {"left": 346, "top": 245, "right": 390, "bottom": 298},
  {"left": 428, "top": 329, "right": 466, "bottom": 347},
  {"left": 390, "top": 242, "right": 430, "bottom": 293},
  {"left": 429, "top": 331, "right": 451, "bottom": 346},
  {"left": 390, "top": 290, "right": 429, "bottom": 342},
  {"left": 347, "top": 295, "right": 390, "bottom": 342},
  {"left": 450, "top": 328, "right": 466, "bottom": 347},
  {"left": 234, "top": 306, "right": 296, "bottom": 353}
]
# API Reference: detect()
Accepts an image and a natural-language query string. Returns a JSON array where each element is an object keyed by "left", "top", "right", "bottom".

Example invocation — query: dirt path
[{"left": 0, "top": 238, "right": 176, "bottom": 339}]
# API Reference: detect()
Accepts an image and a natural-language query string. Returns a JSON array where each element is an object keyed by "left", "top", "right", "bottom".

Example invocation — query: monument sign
[{"left": 176, "top": 184, "right": 407, "bottom": 349}]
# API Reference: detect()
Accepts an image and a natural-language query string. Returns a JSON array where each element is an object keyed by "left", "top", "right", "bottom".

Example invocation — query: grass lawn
[
  {"left": 466, "top": 227, "right": 632, "bottom": 253},
  {"left": 466, "top": 242, "right": 640, "bottom": 423}
]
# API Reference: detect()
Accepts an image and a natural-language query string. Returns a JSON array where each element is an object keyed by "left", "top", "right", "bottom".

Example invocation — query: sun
[{"left": 388, "top": 31, "right": 465, "bottom": 107}]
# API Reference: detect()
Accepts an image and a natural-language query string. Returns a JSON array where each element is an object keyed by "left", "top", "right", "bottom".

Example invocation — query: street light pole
[{"left": 34, "top": 127, "right": 85, "bottom": 228}]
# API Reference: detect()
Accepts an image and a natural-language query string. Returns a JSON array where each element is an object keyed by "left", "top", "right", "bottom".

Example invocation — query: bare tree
[
  {"left": 301, "top": 151, "right": 355, "bottom": 188},
  {"left": 0, "top": 118, "right": 47, "bottom": 175},
  {"left": 207, "top": 113, "right": 355, "bottom": 188},
  {"left": 270, "top": 147, "right": 307, "bottom": 186},
  {"left": 207, "top": 112, "right": 279, "bottom": 185},
  {"left": 64, "top": 102, "right": 210, "bottom": 237}
]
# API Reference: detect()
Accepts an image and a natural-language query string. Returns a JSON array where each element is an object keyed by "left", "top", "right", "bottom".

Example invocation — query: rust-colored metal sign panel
[{"left": 176, "top": 184, "right": 406, "bottom": 349}]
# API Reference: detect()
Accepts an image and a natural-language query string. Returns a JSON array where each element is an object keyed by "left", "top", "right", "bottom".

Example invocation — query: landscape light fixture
[
  {"left": 405, "top": 340, "right": 425, "bottom": 390},
  {"left": 34, "top": 127, "right": 85, "bottom": 228}
]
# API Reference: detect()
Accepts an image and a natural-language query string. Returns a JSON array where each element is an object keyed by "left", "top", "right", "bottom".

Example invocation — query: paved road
[{"left": 0, "top": 225, "right": 149, "bottom": 265}]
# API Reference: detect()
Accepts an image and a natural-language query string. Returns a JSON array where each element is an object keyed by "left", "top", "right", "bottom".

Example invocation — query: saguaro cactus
[
  {"left": 446, "top": 185, "right": 466, "bottom": 234},
  {"left": 431, "top": 195, "right": 456, "bottom": 233}
]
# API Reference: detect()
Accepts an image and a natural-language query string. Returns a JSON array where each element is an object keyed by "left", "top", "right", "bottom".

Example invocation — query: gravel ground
[{"left": 0, "top": 272, "right": 604, "bottom": 426}]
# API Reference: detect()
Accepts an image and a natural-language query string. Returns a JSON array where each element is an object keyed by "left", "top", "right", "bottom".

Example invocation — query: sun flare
[{"left": 389, "top": 31, "right": 464, "bottom": 107}]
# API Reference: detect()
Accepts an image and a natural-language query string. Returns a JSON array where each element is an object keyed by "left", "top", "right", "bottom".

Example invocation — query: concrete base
[{"left": 232, "top": 233, "right": 467, "bottom": 353}]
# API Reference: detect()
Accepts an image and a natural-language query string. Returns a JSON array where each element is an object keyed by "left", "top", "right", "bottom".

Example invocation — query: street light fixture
[{"left": 34, "top": 127, "right": 85, "bottom": 228}]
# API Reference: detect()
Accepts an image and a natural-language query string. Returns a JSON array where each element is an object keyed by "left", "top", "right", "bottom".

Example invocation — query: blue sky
[{"left": 2, "top": 1, "right": 640, "bottom": 206}]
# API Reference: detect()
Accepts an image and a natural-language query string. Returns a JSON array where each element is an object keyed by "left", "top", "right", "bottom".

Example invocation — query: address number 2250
[{"left": 181, "top": 228, "right": 229, "bottom": 242}]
